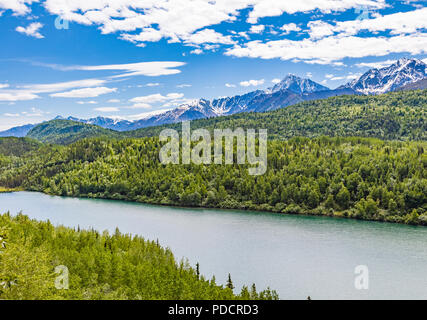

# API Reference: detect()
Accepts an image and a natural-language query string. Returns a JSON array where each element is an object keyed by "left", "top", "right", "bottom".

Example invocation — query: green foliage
[
  {"left": 128, "top": 90, "right": 427, "bottom": 141},
  {"left": 0, "top": 213, "right": 277, "bottom": 300},
  {"left": 1, "top": 136, "right": 425, "bottom": 225},
  {"left": 26, "top": 90, "right": 427, "bottom": 145},
  {"left": 0, "top": 137, "right": 41, "bottom": 156},
  {"left": 27, "top": 120, "right": 123, "bottom": 145}
]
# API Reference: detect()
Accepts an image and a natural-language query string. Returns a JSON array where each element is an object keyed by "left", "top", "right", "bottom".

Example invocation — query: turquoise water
[{"left": 1, "top": 191, "right": 427, "bottom": 299}]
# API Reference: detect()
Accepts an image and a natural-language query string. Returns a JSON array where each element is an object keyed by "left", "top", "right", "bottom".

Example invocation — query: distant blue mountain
[
  {"left": 0, "top": 123, "right": 36, "bottom": 137},
  {"left": 0, "top": 58, "right": 424, "bottom": 138}
]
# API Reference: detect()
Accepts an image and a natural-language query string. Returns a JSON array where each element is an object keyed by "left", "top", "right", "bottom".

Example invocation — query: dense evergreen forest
[
  {"left": 0, "top": 213, "right": 277, "bottom": 299},
  {"left": 28, "top": 120, "right": 122, "bottom": 145},
  {"left": 0, "top": 89, "right": 426, "bottom": 300},
  {"left": 0, "top": 136, "right": 425, "bottom": 225},
  {"left": 26, "top": 90, "right": 427, "bottom": 145}
]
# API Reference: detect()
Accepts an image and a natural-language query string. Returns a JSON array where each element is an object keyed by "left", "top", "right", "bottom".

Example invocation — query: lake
[{"left": 1, "top": 191, "right": 427, "bottom": 299}]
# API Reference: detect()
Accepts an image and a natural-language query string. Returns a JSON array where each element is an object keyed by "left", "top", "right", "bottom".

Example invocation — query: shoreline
[{"left": 10, "top": 188, "right": 426, "bottom": 228}]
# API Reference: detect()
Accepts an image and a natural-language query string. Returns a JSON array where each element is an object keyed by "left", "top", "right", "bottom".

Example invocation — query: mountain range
[{"left": 1, "top": 58, "right": 425, "bottom": 137}]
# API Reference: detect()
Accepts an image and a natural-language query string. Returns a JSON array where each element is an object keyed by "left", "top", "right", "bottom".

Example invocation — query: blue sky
[{"left": 0, "top": 0, "right": 426, "bottom": 130}]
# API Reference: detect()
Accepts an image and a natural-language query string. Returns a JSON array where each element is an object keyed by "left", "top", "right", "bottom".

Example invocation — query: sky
[{"left": 0, "top": 0, "right": 426, "bottom": 130}]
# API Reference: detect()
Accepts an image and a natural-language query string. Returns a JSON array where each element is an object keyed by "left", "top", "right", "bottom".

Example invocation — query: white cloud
[
  {"left": 249, "top": 25, "right": 265, "bottom": 34},
  {"left": 246, "top": 0, "right": 385, "bottom": 24},
  {"left": 226, "top": 33, "right": 427, "bottom": 65},
  {"left": 50, "top": 87, "right": 117, "bottom": 98},
  {"left": 18, "top": 79, "right": 107, "bottom": 93},
  {"left": 21, "top": 107, "right": 48, "bottom": 117},
  {"left": 176, "top": 84, "right": 192, "bottom": 88},
  {"left": 280, "top": 23, "right": 301, "bottom": 34},
  {"left": 0, "top": 78, "right": 109, "bottom": 101},
  {"left": 0, "top": 92, "right": 39, "bottom": 101},
  {"left": 423, "top": 58, "right": 427, "bottom": 64},
  {"left": 124, "top": 109, "right": 173, "bottom": 121},
  {"left": 355, "top": 60, "right": 396, "bottom": 69},
  {"left": 39, "top": 0, "right": 384, "bottom": 47},
  {"left": 77, "top": 100, "right": 98, "bottom": 104},
  {"left": 0, "top": 0, "right": 38, "bottom": 15},
  {"left": 71, "top": 61, "right": 185, "bottom": 78},
  {"left": 130, "top": 93, "right": 184, "bottom": 104},
  {"left": 94, "top": 107, "right": 119, "bottom": 112},
  {"left": 306, "top": 72, "right": 313, "bottom": 78},
  {"left": 190, "top": 48, "right": 203, "bottom": 55},
  {"left": 16, "top": 22, "right": 44, "bottom": 38},
  {"left": 240, "top": 79, "right": 265, "bottom": 87},
  {"left": 0, "top": 84, "right": 9, "bottom": 89},
  {"left": 184, "top": 29, "right": 235, "bottom": 45},
  {"left": 107, "top": 99, "right": 120, "bottom": 103},
  {"left": 271, "top": 78, "right": 281, "bottom": 84},
  {"left": 307, "top": 20, "right": 334, "bottom": 39},
  {"left": 309, "top": 7, "right": 427, "bottom": 39},
  {"left": 225, "top": 83, "right": 236, "bottom": 88},
  {"left": 4, "top": 108, "right": 50, "bottom": 119},
  {"left": 145, "top": 83, "right": 160, "bottom": 87}
]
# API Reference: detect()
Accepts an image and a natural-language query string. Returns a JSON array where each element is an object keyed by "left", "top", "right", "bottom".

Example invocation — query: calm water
[{"left": 1, "top": 191, "right": 427, "bottom": 300}]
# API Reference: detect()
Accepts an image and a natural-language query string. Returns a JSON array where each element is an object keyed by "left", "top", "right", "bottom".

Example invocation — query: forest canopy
[{"left": 0, "top": 213, "right": 277, "bottom": 300}]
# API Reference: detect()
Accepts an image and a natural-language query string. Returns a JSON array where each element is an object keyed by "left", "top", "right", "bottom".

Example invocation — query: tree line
[
  {"left": 0, "top": 213, "right": 277, "bottom": 300},
  {"left": 0, "top": 136, "right": 425, "bottom": 225}
]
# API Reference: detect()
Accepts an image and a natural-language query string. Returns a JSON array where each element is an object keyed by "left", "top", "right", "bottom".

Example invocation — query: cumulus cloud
[
  {"left": 50, "top": 87, "right": 117, "bottom": 98},
  {"left": 249, "top": 25, "right": 265, "bottom": 34},
  {"left": 226, "top": 33, "right": 427, "bottom": 65},
  {"left": 0, "top": 0, "right": 38, "bottom": 15},
  {"left": 184, "top": 29, "right": 235, "bottom": 45},
  {"left": 310, "top": 7, "right": 427, "bottom": 38},
  {"left": 225, "top": 83, "right": 236, "bottom": 88},
  {"left": 16, "top": 22, "right": 44, "bottom": 38},
  {"left": 37, "top": 0, "right": 385, "bottom": 47},
  {"left": 240, "top": 79, "right": 265, "bottom": 87},
  {"left": 190, "top": 48, "right": 203, "bottom": 55},
  {"left": 246, "top": 0, "right": 385, "bottom": 24},
  {"left": 0, "top": 84, "right": 9, "bottom": 89},
  {"left": 280, "top": 23, "right": 301, "bottom": 34},
  {"left": 107, "top": 99, "right": 120, "bottom": 103},
  {"left": 271, "top": 78, "right": 281, "bottom": 84}
]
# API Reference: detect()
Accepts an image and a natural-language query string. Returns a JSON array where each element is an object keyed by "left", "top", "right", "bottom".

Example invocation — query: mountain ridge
[{"left": 1, "top": 58, "right": 425, "bottom": 137}]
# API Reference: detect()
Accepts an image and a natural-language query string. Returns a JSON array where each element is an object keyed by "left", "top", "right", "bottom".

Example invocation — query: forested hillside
[
  {"left": 1, "top": 136, "right": 425, "bottom": 225},
  {"left": 27, "top": 120, "right": 123, "bottom": 145},
  {"left": 128, "top": 89, "right": 426, "bottom": 141},
  {"left": 0, "top": 213, "right": 277, "bottom": 300},
  {"left": 0, "top": 137, "right": 41, "bottom": 156},
  {"left": 26, "top": 90, "right": 427, "bottom": 145}
]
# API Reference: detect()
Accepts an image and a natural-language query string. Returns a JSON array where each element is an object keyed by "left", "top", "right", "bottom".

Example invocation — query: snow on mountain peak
[
  {"left": 346, "top": 58, "right": 426, "bottom": 95},
  {"left": 266, "top": 74, "right": 329, "bottom": 94}
]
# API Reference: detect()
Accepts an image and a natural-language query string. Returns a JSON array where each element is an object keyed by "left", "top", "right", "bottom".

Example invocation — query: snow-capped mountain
[
  {"left": 55, "top": 116, "right": 133, "bottom": 132},
  {"left": 138, "top": 75, "right": 331, "bottom": 125},
  {"left": 266, "top": 74, "right": 329, "bottom": 94},
  {"left": 1, "top": 58, "right": 425, "bottom": 137},
  {"left": 343, "top": 58, "right": 427, "bottom": 95}
]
